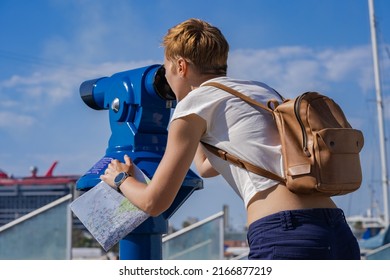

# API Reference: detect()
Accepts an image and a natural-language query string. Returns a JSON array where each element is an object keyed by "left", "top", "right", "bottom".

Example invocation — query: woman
[{"left": 100, "top": 18, "right": 360, "bottom": 260}]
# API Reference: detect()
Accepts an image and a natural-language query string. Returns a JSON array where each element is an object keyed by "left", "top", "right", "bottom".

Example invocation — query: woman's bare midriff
[{"left": 246, "top": 183, "right": 338, "bottom": 226}]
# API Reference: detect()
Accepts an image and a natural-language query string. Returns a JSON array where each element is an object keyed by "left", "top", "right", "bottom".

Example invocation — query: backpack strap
[
  {"left": 200, "top": 82, "right": 286, "bottom": 183},
  {"left": 201, "top": 141, "right": 285, "bottom": 183},
  {"left": 203, "top": 81, "right": 284, "bottom": 113}
]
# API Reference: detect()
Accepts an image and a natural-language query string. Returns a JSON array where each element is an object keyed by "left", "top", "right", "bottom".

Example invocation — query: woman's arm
[
  {"left": 100, "top": 113, "right": 206, "bottom": 216},
  {"left": 194, "top": 144, "right": 219, "bottom": 177}
]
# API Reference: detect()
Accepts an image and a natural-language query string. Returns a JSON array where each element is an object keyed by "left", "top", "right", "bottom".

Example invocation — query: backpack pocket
[{"left": 314, "top": 128, "right": 364, "bottom": 193}]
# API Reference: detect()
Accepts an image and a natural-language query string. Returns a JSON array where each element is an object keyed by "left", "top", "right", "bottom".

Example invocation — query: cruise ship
[{"left": 0, "top": 161, "right": 79, "bottom": 227}]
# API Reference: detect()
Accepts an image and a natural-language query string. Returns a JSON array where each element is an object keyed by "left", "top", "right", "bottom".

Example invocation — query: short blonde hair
[{"left": 162, "top": 18, "right": 229, "bottom": 75}]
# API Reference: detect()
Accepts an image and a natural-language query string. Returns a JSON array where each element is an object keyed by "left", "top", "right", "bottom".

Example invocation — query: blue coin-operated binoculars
[{"left": 77, "top": 64, "right": 203, "bottom": 260}]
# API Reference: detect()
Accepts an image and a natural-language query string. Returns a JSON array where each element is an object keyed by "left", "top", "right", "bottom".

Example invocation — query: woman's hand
[{"left": 100, "top": 155, "right": 134, "bottom": 188}]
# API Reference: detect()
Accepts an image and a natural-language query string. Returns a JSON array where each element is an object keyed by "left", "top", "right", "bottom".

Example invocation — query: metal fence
[
  {"left": 162, "top": 211, "right": 224, "bottom": 260},
  {"left": 0, "top": 194, "right": 72, "bottom": 260}
]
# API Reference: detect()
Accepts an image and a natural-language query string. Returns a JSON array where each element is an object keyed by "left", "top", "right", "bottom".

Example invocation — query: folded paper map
[{"left": 70, "top": 165, "right": 150, "bottom": 251}]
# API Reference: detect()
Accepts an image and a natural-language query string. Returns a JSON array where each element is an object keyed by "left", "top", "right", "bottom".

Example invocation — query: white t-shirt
[{"left": 170, "top": 76, "right": 284, "bottom": 207}]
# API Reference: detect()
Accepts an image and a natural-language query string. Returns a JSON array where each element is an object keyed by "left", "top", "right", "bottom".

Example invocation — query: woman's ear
[{"left": 177, "top": 57, "right": 188, "bottom": 77}]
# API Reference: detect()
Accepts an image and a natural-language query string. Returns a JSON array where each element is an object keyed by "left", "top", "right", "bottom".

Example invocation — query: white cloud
[
  {"left": 0, "top": 59, "right": 159, "bottom": 106},
  {"left": 319, "top": 46, "right": 374, "bottom": 91},
  {"left": 0, "top": 111, "right": 36, "bottom": 128},
  {"left": 228, "top": 45, "right": 375, "bottom": 96}
]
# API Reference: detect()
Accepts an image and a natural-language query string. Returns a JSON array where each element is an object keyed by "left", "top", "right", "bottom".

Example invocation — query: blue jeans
[{"left": 247, "top": 208, "right": 360, "bottom": 260}]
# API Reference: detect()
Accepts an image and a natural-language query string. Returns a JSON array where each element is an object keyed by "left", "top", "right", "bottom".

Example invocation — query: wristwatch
[{"left": 114, "top": 171, "right": 130, "bottom": 193}]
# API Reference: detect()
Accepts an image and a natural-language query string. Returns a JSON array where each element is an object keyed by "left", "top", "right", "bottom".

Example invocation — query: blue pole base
[
  {"left": 119, "top": 215, "right": 168, "bottom": 260},
  {"left": 119, "top": 234, "right": 163, "bottom": 260}
]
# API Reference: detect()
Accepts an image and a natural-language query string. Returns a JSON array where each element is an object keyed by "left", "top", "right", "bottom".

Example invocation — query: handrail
[
  {"left": 0, "top": 194, "right": 72, "bottom": 233},
  {"left": 163, "top": 211, "right": 224, "bottom": 242},
  {"left": 364, "top": 242, "right": 390, "bottom": 259}
]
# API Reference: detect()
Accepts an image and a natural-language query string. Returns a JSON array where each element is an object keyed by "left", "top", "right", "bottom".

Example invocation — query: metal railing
[
  {"left": 0, "top": 194, "right": 72, "bottom": 260},
  {"left": 364, "top": 243, "right": 390, "bottom": 260},
  {"left": 162, "top": 211, "right": 225, "bottom": 260}
]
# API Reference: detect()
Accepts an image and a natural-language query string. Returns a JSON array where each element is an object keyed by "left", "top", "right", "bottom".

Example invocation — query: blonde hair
[{"left": 162, "top": 18, "right": 229, "bottom": 75}]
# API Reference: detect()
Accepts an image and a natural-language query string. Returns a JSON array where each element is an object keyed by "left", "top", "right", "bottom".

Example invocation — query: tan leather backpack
[{"left": 202, "top": 82, "right": 364, "bottom": 196}]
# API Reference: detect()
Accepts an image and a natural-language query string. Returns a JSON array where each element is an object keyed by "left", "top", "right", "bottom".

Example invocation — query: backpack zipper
[{"left": 294, "top": 93, "right": 311, "bottom": 157}]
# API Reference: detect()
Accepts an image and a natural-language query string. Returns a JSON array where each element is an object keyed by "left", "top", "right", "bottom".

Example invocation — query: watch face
[{"left": 115, "top": 172, "right": 125, "bottom": 184}]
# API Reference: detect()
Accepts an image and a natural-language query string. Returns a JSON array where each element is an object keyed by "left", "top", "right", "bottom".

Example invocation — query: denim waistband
[{"left": 248, "top": 208, "right": 346, "bottom": 234}]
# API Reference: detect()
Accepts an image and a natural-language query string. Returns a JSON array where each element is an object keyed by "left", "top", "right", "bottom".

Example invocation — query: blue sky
[{"left": 1, "top": 0, "right": 390, "bottom": 230}]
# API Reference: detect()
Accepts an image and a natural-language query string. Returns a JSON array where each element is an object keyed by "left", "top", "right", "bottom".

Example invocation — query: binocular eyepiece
[
  {"left": 152, "top": 65, "right": 176, "bottom": 101},
  {"left": 80, "top": 64, "right": 175, "bottom": 111}
]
